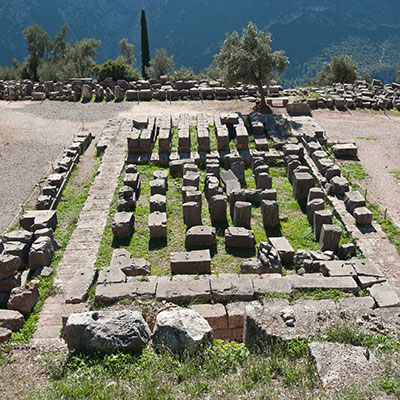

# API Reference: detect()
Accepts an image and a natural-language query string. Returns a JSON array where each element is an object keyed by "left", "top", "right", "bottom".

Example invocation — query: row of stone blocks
[{"left": 36, "top": 131, "right": 93, "bottom": 210}]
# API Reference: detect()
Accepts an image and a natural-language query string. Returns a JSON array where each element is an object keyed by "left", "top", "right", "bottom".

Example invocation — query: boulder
[
  {"left": 152, "top": 308, "right": 213, "bottom": 355},
  {"left": 64, "top": 310, "right": 151, "bottom": 353},
  {"left": 7, "top": 280, "right": 39, "bottom": 314},
  {"left": 0, "top": 254, "right": 21, "bottom": 280},
  {"left": 0, "top": 309, "right": 24, "bottom": 331},
  {"left": 0, "top": 327, "right": 12, "bottom": 344},
  {"left": 29, "top": 236, "right": 54, "bottom": 270}
]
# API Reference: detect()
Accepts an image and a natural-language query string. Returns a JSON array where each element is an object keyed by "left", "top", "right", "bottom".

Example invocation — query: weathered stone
[
  {"left": 0, "top": 327, "right": 11, "bottom": 344},
  {"left": 184, "top": 190, "right": 202, "bottom": 204},
  {"left": 183, "top": 202, "right": 202, "bottom": 228},
  {"left": 28, "top": 236, "right": 54, "bottom": 270},
  {"left": 240, "top": 258, "right": 265, "bottom": 274},
  {"left": 3, "top": 230, "right": 33, "bottom": 246},
  {"left": 211, "top": 274, "right": 255, "bottom": 302},
  {"left": 123, "top": 258, "right": 151, "bottom": 277},
  {"left": 353, "top": 207, "right": 373, "bottom": 226},
  {"left": 4, "top": 241, "right": 29, "bottom": 265},
  {"left": 7, "top": 280, "right": 39, "bottom": 314},
  {"left": 330, "top": 176, "right": 350, "bottom": 195},
  {"left": 231, "top": 161, "right": 245, "bottom": 183},
  {"left": 149, "top": 179, "right": 167, "bottom": 196},
  {"left": 33, "top": 266, "right": 53, "bottom": 278},
  {"left": 156, "top": 278, "right": 211, "bottom": 303},
  {"left": 209, "top": 195, "right": 227, "bottom": 222},
  {"left": 0, "top": 254, "right": 21, "bottom": 280},
  {"left": 352, "top": 259, "right": 384, "bottom": 278},
  {"left": 293, "top": 172, "right": 315, "bottom": 200},
  {"left": 313, "top": 210, "right": 333, "bottom": 240},
  {"left": 308, "top": 342, "right": 378, "bottom": 388},
  {"left": 261, "top": 200, "right": 280, "bottom": 227},
  {"left": 321, "top": 261, "right": 356, "bottom": 277},
  {"left": 257, "top": 172, "right": 272, "bottom": 190},
  {"left": 152, "top": 308, "right": 213, "bottom": 354},
  {"left": 325, "top": 165, "right": 341, "bottom": 181},
  {"left": 257, "top": 242, "right": 282, "bottom": 273},
  {"left": 233, "top": 201, "right": 251, "bottom": 228},
  {"left": 252, "top": 275, "right": 292, "bottom": 296},
  {"left": 65, "top": 267, "right": 98, "bottom": 304},
  {"left": 95, "top": 280, "right": 157, "bottom": 303},
  {"left": 170, "top": 250, "right": 211, "bottom": 275},
  {"left": 65, "top": 310, "right": 151, "bottom": 353},
  {"left": 148, "top": 212, "right": 167, "bottom": 238},
  {"left": 344, "top": 191, "right": 366, "bottom": 214},
  {"left": 191, "top": 304, "right": 228, "bottom": 330},
  {"left": 150, "top": 194, "right": 166, "bottom": 213},
  {"left": 185, "top": 226, "right": 216, "bottom": 248},
  {"left": 319, "top": 224, "right": 341, "bottom": 252},
  {"left": 288, "top": 275, "right": 358, "bottom": 293},
  {"left": 225, "top": 227, "right": 255, "bottom": 248},
  {"left": 338, "top": 243, "right": 357, "bottom": 260},
  {"left": 19, "top": 210, "right": 57, "bottom": 232},
  {"left": 183, "top": 171, "right": 200, "bottom": 189},
  {"left": 307, "top": 188, "right": 324, "bottom": 203},
  {"left": 229, "top": 189, "right": 246, "bottom": 217},
  {"left": 260, "top": 189, "right": 277, "bottom": 202},
  {"left": 268, "top": 237, "right": 295, "bottom": 265},
  {"left": 307, "top": 198, "right": 324, "bottom": 224},
  {"left": 368, "top": 282, "right": 400, "bottom": 308},
  {"left": 112, "top": 212, "right": 134, "bottom": 239},
  {"left": 98, "top": 263, "right": 127, "bottom": 285},
  {"left": 332, "top": 143, "right": 358, "bottom": 158},
  {"left": 0, "top": 309, "right": 24, "bottom": 331},
  {"left": 0, "top": 274, "right": 20, "bottom": 293}
]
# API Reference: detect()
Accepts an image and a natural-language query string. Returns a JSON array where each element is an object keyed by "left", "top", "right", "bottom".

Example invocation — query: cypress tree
[{"left": 141, "top": 9, "right": 150, "bottom": 79}]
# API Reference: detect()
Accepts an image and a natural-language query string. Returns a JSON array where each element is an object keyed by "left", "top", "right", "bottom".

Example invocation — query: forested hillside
[{"left": 1, "top": 0, "right": 400, "bottom": 85}]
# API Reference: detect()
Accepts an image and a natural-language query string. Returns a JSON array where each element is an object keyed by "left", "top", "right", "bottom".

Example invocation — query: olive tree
[
  {"left": 315, "top": 55, "right": 359, "bottom": 86},
  {"left": 215, "top": 22, "right": 289, "bottom": 112}
]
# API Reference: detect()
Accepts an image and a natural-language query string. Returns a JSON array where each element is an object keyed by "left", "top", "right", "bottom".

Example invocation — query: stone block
[
  {"left": 288, "top": 275, "right": 358, "bottom": 293},
  {"left": 19, "top": 210, "right": 57, "bottom": 232},
  {"left": 260, "top": 189, "right": 277, "bottom": 202},
  {"left": 28, "top": 237, "right": 54, "bottom": 270},
  {"left": 319, "top": 224, "right": 341, "bottom": 252},
  {"left": 3, "top": 230, "right": 33, "bottom": 246},
  {"left": 4, "top": 241, "right": 29, "bottom": 265},
  {"left": 7, "top": 280, "right": 39, "bottom": 314},
  {"left": 233, "top": 201, "right": 251, "bottom": 229},
  {"left": 149, "top": 179, "right": 167, "bottom": 196},
  {"left": 209, "top": 195, "right": 227, "bottom": 222},
  {"left": 344, "top": 191, "right": 366, "bottom": 214},
  {"left": 368, "top": 282, "right": 400, "bottom": 308},
  {"left": 184, "top": 190, "right": 202, "bottom": 204},
  {"left": 307, "top": 198, "right": 324, "bottom": 224},
  {"left": 353, "top": 207, "right": 373, "bottom": 226},
  {"left": 170, "top": 250, "right": 211, "bottom": 275},
  {"left": 293, "top": 172, "right": 315, "bottom": 200},
  {"left": 252, "top": 275, "right": 292, "bottom": 297},
  {"left": 268, "top": 237, "right": 294, "bottom": 265},
  {"left": 112, "top": 212, "right": 134, "bottom": 239},
  {"left": 352, "top": 259, "right": 384, "bottom": 278},
  {"left": 225, "top": 227, "right": 255, "bottom": 248},
  {"left": 156, "top": 278, "right": 211, "bottom": 303},
  {"left": 257, "top": 173, "right": 272, "bottom": 190},
  {"left": 150, "top": 194, "right": 166, "bottom": 213},
  {"left": 321, "top": 261, "right": 356, "bottom": 277},
  {"left": 66, "top": 267, "right": 98, "bottom": 304},
  {"left": 229, "top": 189, "right": 246, "bottom": 217},
  {"left": 95, "top": 280, "right": 157, "bottom": 303},
  {"left": 330, "top": 176, "right": 350, "bottom": 195},
  {"left": 313, "top": 210, "right": 333, "bottom": 240},
  {"left": 210, "top": 274, "right": 255, "bottom": 302},
  {"left": 148, "top": 212, "right": 167, "bottom": 239},
  {"left": 332, "top": 143, "right": 358, "bottom": 158},
  {"left": 0, "top": 309, "right": 24, "bottom": 331},
  {"left": 183, "top": 201, "right": 202, "bottom": 228},
  {"left": 261, "top": 200, "right": 280, "bottom": 228},
  {"left": 191, "top": 304, "right": 228, "bottom": 330},
  {"left": 183, "top": 171, "right": 200, "bottom": 189},
  {"left": 185, "top": 226, "right": 216, "bottom": 248}
]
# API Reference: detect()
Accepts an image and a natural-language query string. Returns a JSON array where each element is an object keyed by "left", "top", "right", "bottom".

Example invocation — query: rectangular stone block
[
  {"left": 210, "top": 274, "right": 255, "bottom": 302},
  {"left": 191, "top": 303, "right": 227, "bottom": 330},
  {"left": 156, "top": 278, "right": 211, "bottom": 302},
  {"left": 288, "top": 275, "right": 358, "bottom": 293},
  {"left": 170, "top": 250, "right": 211, "bottom": 275}
]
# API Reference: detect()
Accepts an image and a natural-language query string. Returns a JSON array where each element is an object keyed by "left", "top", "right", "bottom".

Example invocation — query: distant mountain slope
[{"left": 1, "top": 0, "right": 400, "bottom": 86}]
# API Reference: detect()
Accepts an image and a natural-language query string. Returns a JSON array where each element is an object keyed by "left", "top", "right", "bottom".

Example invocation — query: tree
[
  {"left": 396, "top": 61, "right": 400, "bottom": 83},
  {"left": 215, "top": 22, "right": 289, "bottom": 112},
  {"left": 91, "top": 60, "right": 127, "bottom": 81},
  {"left": 315, "top": 55, "right": 359, "bottom": 86},
  {"left": 51, "top": 24, "right": 69, "bottom": 61},
  {"left": 141, "top": 9, "right": 150, "bottom": 79},
  {"left": 116, "top": 38, "right": 135, "bottom": 66},
  {"left": 145, "top": 48, "right": 174, "bottom": 80},
  {"left": 23, "top": 23, "right": 53, "bottom": 81}
]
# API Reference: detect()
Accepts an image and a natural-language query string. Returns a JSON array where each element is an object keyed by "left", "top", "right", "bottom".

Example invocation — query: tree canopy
[
  {"left": 215, "top": 22, "right": 289, "bottom": 111},
  {"left": 315, "top": 55, "right": 359, "bottom": 86},
  {"left": 145, "top": 48, "right": 175, "bottom": 80}
]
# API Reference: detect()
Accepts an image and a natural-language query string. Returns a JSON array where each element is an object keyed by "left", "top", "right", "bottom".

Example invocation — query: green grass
[
  {"left": 208, "top": 124, "right": 217, "bottom": 152},
  {"left": 189, "top": 125, "right": 198, "bottom": 152},
  {"left": 390, "top": 169, "right": 400, "bottom": 182},
  {"left": 11, "top": 153, "right": 101, "bottom": 343},
  {"left": 264, "top": 288, "right": 350, "bottom": 303},
  {"left": 170, "top": 126, "right": 178, "bottom": 153},
  {"left": 339, "top": 161, "right": 370, "bottom": 181}
]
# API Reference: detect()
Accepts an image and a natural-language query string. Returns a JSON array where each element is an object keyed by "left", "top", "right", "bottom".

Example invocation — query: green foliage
[
  {"left": 145, "top": 48, "right": 175, "bottom": 80},
  {"left": 381, "top": 377, "right": 400, "bottom": 397},
  {"left": 22, "top": 23, "right": 52, "bottom": 81},
  {"left": 171, "top": 65, "right": 196, "bottom": 80},
  {"left": 315, "top": 55, "right": 359, "bottom": 86},
  {"left": 215, "top": 22, "right": 289, "bottom": 106},
  {"left": 50, "top": 24, "right": 69, "bottom": 62},
  {"left": 340, "top": 161, "right": 370, "bottom": 181},
  {"left": 390, "top": 169, "right": 400, "bottom": 182},
  {"left": 397, "top": 60, "right": 400, "bottom": 83},
  {"left": 115, "top": 38, "right": 135, "bottom": 66},
  {"left": 141, "top": 9, "right": 150, "bottom": 79},
  {"left": 91, "top": 60, "right": 127, "bottom": 81}
]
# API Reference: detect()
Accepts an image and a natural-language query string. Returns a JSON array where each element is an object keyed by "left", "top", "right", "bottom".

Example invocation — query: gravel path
[
  {"left": 312, "top": 109, "right": 400, "bottom": 227},
  {"left": 0, "top": 99, "right": 253, "bottom": 233}
]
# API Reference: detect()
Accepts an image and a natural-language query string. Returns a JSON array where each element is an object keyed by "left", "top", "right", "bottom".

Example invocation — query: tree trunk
[{"left": 255, "top": 82, "right": 272, "bottom": 114}]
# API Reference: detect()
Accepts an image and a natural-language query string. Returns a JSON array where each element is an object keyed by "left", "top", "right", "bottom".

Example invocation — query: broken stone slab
[
  {"left": 368, "top": 282, "right": 400, "bottom": 308},
  {"left": 268, "top": 237, "right": 295, "bottom": 265},
  {"left": 156, "top": 277, "right": 211, "bottom": 303},
  {"left": 122, "top": 258, "right": 151, "bottom": 277},
  {"left": 29, "top": 236, "right": 54, "bottom": 270},
  {"left": 225, "top": 227, "right": 255, "bottom": 248},
  {"left": 185, "top": 226, "right": 216, "bottom": 248},
  {"left": 319, "top": 224, "right": 341, "bottom": 252},
  {"left": 252, "top": 275, "right": 292, "bottom": 297},
  {"left": 0, "top": 309, "right": 24, "bottom": 331},
  {"left": 95, "top": 279, "right": 158, "bottom": 303},
  {"left": 97, "top": 264, "right": 127, "bottom": 285},
  {"left": 288, "top": 275, "right": 358, "bottom": 293},
  {"left": 0, "top": 254, "right": 21, "bottom": 280},
  {"left": 308, "top": 342, "right": 378, "bottom": 389},
  {"left": 321, "top": 261, "right": 356, "bottom": 277},
  {"left": 352, "top": 259, "right": 384, "bottom": 278},
  {"left": 7, "top": 280, "right": 39, "bottom": 314},
  {"left": 241, "top": 258, "right": 272, "bottom": 275},
  {"left": 152, "top": 308, "right": 213, "bottom": 355},
  {"left": 210, "top": 274, "right": 255, "bottom": 302},
  {"left": 337, "top": 296, "right": 375, "bottom": 311},
  {"left": 353, "top": 207, "right": 373, "bottom": 226},
  {"left": 170, "top": 250, "right": 211, "bottom": 275},
  {"left": 257, "top": 241, "right": 282, "bottom": 274},
  {"left": 2, "top": 230, "right": 34, "bottom": 246},
  {"left": 19, "top": 210, "right": 57, "bottom": 232},
  {"left": 344, "top": 191, "right": 366, "bottom": 214},
  {"left": 148, "top": 212, "right": 167, "bottom": 239},
  {"left": 65, "top": 310, "right": 151, "bottom": 353},
  {"left": 191, "top": 303, "right": 228, "bottom": 331},
  {"left": 4, "top": 241, "right": 29, "bottom": 265},
  {"left": 65, "top": 267, "right": 98, "bottom": 304}
]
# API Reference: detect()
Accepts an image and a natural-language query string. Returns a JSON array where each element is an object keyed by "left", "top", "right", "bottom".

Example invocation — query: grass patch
[
  {"left": 264, "top": 288, "right": 350, "bottom": 303},
  {"left": 339, "top": 161, "right": 370, "bottom": 181},
  {"left": 208, "top": 124, "right": 217, "bottom": 152},
  {"left": 356, "top": 136, "right": 377, "bottom": 141},
  {"left": 390, "top": 169, "right": 400, "bottom": 182},
  {"left": 11, "top": 153, "right": 101, "bottom": 343},
  {"left": 189, "top": 125, "right": 198, "bottom": 152}
]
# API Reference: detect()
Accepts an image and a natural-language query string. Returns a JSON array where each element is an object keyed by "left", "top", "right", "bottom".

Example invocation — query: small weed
[
  {"left": 356, "top": 136, "right": 377, "bottom": 141},
  {"left": 390, "top": 169, "right": 400, "bottom": 182}
]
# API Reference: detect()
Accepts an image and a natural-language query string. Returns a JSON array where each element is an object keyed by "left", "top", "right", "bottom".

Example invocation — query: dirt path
[
  {"left": 312, "top": 109, "right": 400, "bottom": 227},
  {"left": 0, "top": 99, "right": 253, "bottom": 234}
]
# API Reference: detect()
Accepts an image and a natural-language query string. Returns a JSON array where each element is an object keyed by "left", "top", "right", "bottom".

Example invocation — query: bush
[{"left": 91, "top": 60, "right": 127, "bottom": 82}]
